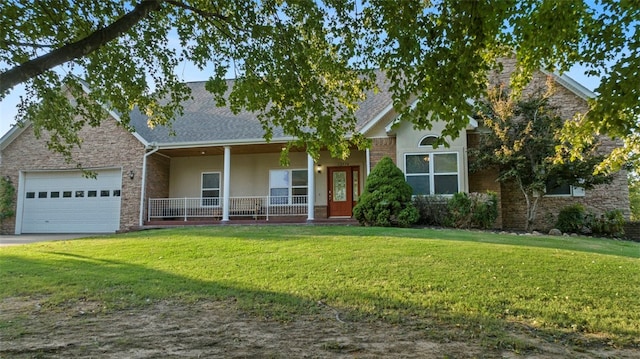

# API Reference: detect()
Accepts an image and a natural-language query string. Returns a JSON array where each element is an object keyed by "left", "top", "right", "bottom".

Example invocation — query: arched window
[{"left": 419, "top": 135, "right": 446, "bottom": 148}]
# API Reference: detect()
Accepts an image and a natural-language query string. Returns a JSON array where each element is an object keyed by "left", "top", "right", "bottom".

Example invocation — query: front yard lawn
[{"left": 1, "top": 226, "right": 639, "bottom": 356}]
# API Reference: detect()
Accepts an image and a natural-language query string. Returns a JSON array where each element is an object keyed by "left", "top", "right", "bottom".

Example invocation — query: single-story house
[{"left": 0, "top": 60, "right": 630, "bottom": 234}]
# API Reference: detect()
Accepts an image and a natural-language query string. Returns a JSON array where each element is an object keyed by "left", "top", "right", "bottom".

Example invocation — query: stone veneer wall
[
  {"left": 487, "top": 58, "right": 630, "bottom": 230},
  {"left": 369, "top": 137, "right": 397, "bottom": 168},
  {"left": 0, "top": 117, "right": 145, "bottom": 233},
  {"left": 500, "top": 178, "right": 630, "bottom": 232},
  {"left": 314, "top": 205, "right": 328, "bottom": 219},
  {"left": 142, "top": 153, "right": 171, "bottom": 223},
  {"left": 623, "top": 222, "right": 640, "bottom": 242}
]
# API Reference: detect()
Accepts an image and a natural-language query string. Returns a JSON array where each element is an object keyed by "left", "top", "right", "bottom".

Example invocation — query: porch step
[{"left": 142, "top": 217, "right": 359, "bottom": 227}]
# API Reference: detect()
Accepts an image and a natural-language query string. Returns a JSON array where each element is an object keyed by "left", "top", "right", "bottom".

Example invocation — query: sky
[{"left": 0, "top": 63, "right": 602, "bottom": 139}]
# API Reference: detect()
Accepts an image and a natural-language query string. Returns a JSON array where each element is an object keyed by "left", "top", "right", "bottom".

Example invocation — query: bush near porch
[{"left": 413, "top": 192, "right": 498, "bottom": 229}]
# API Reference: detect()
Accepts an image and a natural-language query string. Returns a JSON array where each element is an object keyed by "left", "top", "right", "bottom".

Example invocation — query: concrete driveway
[{"left": 0, "top": 234, "right": 101, "bottom": 247}]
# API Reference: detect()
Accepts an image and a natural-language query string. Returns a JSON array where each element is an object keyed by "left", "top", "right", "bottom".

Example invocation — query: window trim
[
  {"left": 201, "top": 171, "right": 221, "bottom": 207},
  {"left": 404, "top": 152, "right": 461, "bottom": 196}
]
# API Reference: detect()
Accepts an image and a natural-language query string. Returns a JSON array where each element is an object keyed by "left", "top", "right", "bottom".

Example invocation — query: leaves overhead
[{"left": 0, "top": 1, "right": 638, "bottom": 167}]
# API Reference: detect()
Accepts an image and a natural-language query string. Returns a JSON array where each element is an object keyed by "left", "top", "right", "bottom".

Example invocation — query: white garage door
[{"left": 21, "top": 169, "right": 122, "bottom": 233}]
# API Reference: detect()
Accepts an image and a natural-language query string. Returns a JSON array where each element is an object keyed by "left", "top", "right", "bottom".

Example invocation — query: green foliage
[
  {"left": 470, "top": 192, "right": 499, "bottom": 229},
  {"left": 2, "top": 2, "right": 639, "bottom": 168},
  {"left": 556, "top": 203, "right": 587, "bottom": 234},
  {"left": 0, "top": 176, "right": 15, "bottom": 226},
  {"left": 446, "top": 193, "right": 472, "bottom": 228},
  {"left": 585, "top": 210, "right": 626, "bottom": 238},
  {"left": 446, "top": 192, "right": 498, "bottom": 229},
  {"left": 353, "top": 157, "right": 418, "bottom": 227},
  {"left": 470, "top": 86, "right": 610, "bottom": 231},
  {"left": 0, "top": 1, "right": 372, "bottom": 163},
  {"left": 629, "top": 175, "right": 640, "bottom": 221},
  {"left": 412, "top": 195, "right": 449, "bottom": 226},
  {"left": 557, "top": 204, "right": 625, "bottom": 238}
]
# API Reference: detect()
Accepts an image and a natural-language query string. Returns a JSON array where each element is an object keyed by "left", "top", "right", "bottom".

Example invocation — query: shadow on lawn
[
  {"left": 0, "top": 252, "right": 310, "bottom": 317},
  {"left": 1, "top": 251, "right": 637, "bottom": 352}
]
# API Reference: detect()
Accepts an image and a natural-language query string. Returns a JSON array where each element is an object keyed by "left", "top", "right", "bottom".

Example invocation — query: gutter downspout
[{"left": 139, "top": 145, "right": 160, "bottom": 226}]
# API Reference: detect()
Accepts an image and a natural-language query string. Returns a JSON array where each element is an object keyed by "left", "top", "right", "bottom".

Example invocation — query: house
[{"left": 0, "top": 61, "right": 630, "bottom": 234}]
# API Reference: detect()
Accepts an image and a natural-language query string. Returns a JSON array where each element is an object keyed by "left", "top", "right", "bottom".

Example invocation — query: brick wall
[
  {"left": 370, "top": 137, "right": 397, "bottom": 168},
  {"left": 469, "top": 58, "right": 631, "bottom": 231},
  {"left": 0, "top": 117, "right": 146, "bottom": 233}
]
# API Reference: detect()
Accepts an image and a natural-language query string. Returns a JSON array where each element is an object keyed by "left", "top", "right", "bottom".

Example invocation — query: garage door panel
[{"left": 21, "top": 170, "right": 122, "bottom": 233}]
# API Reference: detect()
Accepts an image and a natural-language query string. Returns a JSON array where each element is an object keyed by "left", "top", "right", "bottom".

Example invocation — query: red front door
[{"left": 328, "top": 166, "right": 360, "bottom": 217}]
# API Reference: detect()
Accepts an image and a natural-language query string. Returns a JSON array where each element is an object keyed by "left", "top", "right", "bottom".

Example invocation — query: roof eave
[
  {"left": 0, "top": 122, "right": 28, "bottom": 151},
  {"left": 151, "top": 136, "right": 298, "bottom": 150},
  {"left": 540, "top": 70, "right": 596, "bottom": 101},
  {"left": 357, "top": 103, "right": 395, "bottom": 136}
]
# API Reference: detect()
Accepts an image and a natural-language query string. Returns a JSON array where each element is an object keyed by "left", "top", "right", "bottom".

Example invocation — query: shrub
[
  {"left": 446, "top": 193, "right": 472, "bottom": 228},
  {"left": 470, "top": 192, "right": 499, "bottom": 229},
  {"left": 413, "top": 195, "right": 449, "bottom": 226},
  {"left": 586, "top": 209, "right": 625, "bottom": 237},
  {"left": 445, "top": 192, "right": 498, "bottom": 229},
  {"left": 556, "top": 203, "right": 586, "bottom": 234},
  {"left": 353, "top": 157, "right": 419, "bottom": 227},
  {"left": 0, "top": 176, "right": 15, "bottom": 230}
]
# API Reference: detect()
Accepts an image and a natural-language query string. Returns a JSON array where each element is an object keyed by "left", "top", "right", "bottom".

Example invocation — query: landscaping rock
[{"left": 549, "top": 228, "right": 562, "bottom": 236}]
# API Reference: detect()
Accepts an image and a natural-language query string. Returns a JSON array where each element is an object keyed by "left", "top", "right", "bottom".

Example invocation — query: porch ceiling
[{"left": 157, "top": 143, "right": 306, "bottom": 157}]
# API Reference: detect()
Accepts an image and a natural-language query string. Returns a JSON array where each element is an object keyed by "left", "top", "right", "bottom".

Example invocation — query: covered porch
[{"left": 140, "top": 142, "right": 367, "bottom": 226}]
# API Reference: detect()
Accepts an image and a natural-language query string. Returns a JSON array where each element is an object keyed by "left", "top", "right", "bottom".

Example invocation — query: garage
[{"left": 19, "top": 169, "right": 122, "bottom": 233}]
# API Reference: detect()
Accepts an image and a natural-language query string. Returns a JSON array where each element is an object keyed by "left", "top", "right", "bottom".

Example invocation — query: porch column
[
  {"left": 365, "top": 148, "right": 371, "bottom": 176},
  {"left": 307, "top": 153, "right": 315, "bottom": 221},
  {"left": 222, "top": 146, "right": 231, "bottom": 222}
]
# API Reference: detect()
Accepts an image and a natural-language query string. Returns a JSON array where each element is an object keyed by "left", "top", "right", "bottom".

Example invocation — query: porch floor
[{"left": 140, "top": 217, "right": 358, "bottom": 229}]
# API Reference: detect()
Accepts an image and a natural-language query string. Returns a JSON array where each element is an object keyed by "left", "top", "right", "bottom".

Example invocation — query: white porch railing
[{"left": 148, "top": 196, "right": 307, "bottom": 221}]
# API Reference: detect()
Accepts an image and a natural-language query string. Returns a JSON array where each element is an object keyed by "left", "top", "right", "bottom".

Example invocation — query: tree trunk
[{"left": 516, "top": 178, "right": 539, "bottom": 232}]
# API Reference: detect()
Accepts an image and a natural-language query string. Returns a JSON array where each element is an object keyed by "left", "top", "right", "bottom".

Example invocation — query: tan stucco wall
[
  {"left": 0, "top": 117, "right": 145, "bottom": 233},
  {"left": 361, "top": 109, "right": 398, "bottom": 138},
  {"left": 167, "top": 150, "right": 366, "bottom": 208},
  {"left": 393, "top": 119, "right": 469, "bottom": 193}
]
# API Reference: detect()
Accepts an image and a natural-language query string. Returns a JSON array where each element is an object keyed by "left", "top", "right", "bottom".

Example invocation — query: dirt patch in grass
[{"left": 1, "top": 298, "right": 636, "bottom": 358}]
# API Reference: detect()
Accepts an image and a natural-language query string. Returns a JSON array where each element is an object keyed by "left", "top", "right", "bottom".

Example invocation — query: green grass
[{"left": 1, "top": 226, "right": 639, "bottom": 348}]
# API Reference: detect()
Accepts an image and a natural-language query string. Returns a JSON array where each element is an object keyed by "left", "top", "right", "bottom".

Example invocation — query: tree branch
[
  {"left": 163, "top": 0, "right": 243, "bottom": 37},
  {"left": 0, "top": 0, "right": 162, "bottom": 94},
  {"left": 163, "top": 0, "right": 229, "bottom": 22}
]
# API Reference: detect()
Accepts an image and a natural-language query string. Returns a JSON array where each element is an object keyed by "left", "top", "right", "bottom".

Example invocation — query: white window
[
  {"left": 269, "top": 169, "right": 308, "bottom": 205},
  {"left": 545, "top": 178, "right": 585, "bottom": 197},
  {"left": 405, "top": 153, "right": 459, "bottom": 195},
  {"left": 202, "top": 172, "right": 221, "bottom": 206}
]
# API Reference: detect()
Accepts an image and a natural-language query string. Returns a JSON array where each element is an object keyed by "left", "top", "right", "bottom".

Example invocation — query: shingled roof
[{"left": 129, "top": 70, "right": 394, "bottom": 145}]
